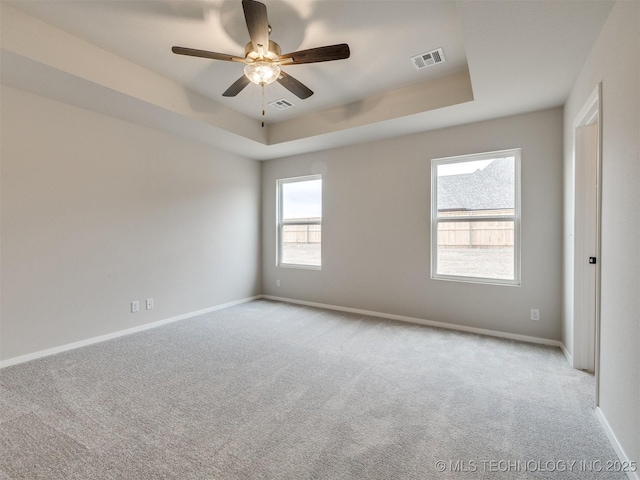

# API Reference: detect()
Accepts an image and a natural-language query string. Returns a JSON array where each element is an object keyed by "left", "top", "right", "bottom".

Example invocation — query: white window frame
[
  {"left": 431, "top": 148, "right": 521, "bottom": 286},
  {"left": 276, "top": 174, "right": 322, "bottom": 270}
]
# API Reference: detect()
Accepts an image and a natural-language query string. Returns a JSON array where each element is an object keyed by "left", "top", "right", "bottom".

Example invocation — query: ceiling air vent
[
  {"left": 410, "top": 48, "right": 446, "bottom": 70},
  {"left": 268, "top": 99, "right": 295, "bottom": 111}
]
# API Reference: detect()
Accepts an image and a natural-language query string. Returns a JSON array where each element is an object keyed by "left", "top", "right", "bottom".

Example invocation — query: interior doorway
[{"left": 572, "top": 84, "right": 602, "bottom": 403}]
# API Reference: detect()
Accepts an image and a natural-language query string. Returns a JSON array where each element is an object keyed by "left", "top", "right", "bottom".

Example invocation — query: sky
[
  {"left": 282, "top": 158, "right": 511, "bottom": 218},
  {"left": 283, "top": 179, "right": 322, "bottom": 219},
  {"left": 437, "top": 158, "right": 494, "bottom": 176}
]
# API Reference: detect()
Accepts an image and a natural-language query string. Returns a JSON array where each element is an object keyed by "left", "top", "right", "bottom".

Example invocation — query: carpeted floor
[{"left": 0, "top": 299, "right": 626, "bottom": 479}]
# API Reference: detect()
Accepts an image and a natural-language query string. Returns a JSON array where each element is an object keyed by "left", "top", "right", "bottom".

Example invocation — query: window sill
[
  {"left": 277, "top": 263, "right": 322, "bottom": 271},
  {"left": 431, "top": 274, "right": 520, "bottom": 287}
]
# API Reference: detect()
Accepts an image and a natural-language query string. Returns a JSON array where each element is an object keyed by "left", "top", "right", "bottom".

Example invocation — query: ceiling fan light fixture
[
  {"left": 172, "top": 1, "right": 350, "bottom": 101},
  {"left": 244, "top": 61, "right": 281, "bottom": 86}
]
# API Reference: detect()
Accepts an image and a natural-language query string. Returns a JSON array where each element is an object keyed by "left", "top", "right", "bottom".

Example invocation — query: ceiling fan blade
[
  {"left": 242, "top": 0, "right": 270, "bottom": 57},
  {"left": 223, "top": 75, "right": 251, "bottom": 97},
  {"left": 172, "top": 46, "right": 246, "bottom": 63},
  {"left": 277, "top": 71, "right": 313, "bottom": 99},
  {"left": 279, "top": 44, "right": 350, "bottom": 65}
]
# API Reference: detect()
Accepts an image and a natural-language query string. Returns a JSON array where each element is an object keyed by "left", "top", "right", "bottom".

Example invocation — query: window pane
[
  {"left": 437, "top": 221, "right": 514, "bottom": 280},
  {"left": 437, "top": 157, "right": 515, "bottom": 218},
  {"left": 281, "top": 225, "right": 321, "bottom": 266},
  {"left": 282, "top": 179, "right": 322, "bottom": 221},
  {"left": 279, "top": 176, "right": 322, "bottom": 268}
]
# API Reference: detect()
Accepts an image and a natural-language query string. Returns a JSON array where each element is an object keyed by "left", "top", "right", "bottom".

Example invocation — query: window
[
  {"left": 431, "top": 149, "right": 521, "bottom": 285},
  {"left": 277, "top": 175, "right": 322, "bottom": 268}
]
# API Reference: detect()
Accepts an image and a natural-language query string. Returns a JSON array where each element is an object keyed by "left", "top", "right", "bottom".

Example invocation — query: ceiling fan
[{"left": 172, "top": 0, "right": 350, "bottom": 108}]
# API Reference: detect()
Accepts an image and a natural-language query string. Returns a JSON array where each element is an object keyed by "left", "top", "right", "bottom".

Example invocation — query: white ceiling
[{"left": 1, "top": 0, "right": 614, "bottom": 160}]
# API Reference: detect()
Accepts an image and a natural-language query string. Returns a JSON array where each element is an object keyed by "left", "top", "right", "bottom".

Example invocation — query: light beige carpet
[{"left": 0, "top": 299, "right": 626, "bottom": 479}]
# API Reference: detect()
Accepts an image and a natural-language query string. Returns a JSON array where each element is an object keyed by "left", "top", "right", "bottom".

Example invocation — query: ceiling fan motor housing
[{"left": 245, "top": 40, "right": 281, "bottom": 62}]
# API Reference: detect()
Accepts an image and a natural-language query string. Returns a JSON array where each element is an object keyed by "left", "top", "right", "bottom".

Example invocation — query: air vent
[
  {"left": 268, "top": 98, "right": 295, "bottom": 111},
  {"left": 410, "top": 48, "right": 446, "bottom": 70}
]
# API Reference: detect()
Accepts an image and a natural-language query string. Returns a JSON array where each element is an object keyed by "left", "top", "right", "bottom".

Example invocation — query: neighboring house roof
[{"left": 437, "top": 158, "right": 514, "bottom": 211}]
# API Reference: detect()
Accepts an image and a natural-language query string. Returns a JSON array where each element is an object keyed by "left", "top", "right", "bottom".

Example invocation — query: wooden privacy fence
[
  {"left": 282, "top": 218, "right": 512, "bottom": 248},
  {"left": 438, "top": 221, "right": 514, "bottom": 248},
  {"left": 282, "top": 225, "right": 322, "bottom": 244}
]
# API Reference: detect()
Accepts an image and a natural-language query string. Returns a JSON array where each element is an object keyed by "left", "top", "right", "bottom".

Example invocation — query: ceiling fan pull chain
[{"left": 261, "top": 84, "right": 265, "bottom": 128}]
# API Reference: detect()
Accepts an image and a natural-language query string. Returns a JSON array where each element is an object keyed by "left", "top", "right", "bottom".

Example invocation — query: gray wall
[
  {"left": 262, "top": 108, "right": 563, "bottom": 341},
  {"left": 563, "top": 0, "right": 639, "bottom": 466},
  {"left": 0, "top": 85, "right": 262, "bottom": 361}
]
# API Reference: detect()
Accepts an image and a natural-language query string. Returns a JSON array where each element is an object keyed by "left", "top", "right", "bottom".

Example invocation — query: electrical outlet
[
  {"left": 131, "top": 301, "right": 139, "bottom": 313},
  {"left": 530, "top": 309, "right": 540, "bottom": 321},
  {"left": 146, "top": 298, "right": 153, "bottom": 310},
  {"left": 276, "top": 279, "right": 281, "bottom": 287}
]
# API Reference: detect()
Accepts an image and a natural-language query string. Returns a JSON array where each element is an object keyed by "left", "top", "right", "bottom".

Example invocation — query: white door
[{"left": 575, "top": 122, "right": 599, "bottom": 373}]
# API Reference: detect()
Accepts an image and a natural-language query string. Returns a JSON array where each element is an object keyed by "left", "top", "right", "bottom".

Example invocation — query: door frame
[{"left": 572, "top": 83, "right": 602, "bottom": 404}]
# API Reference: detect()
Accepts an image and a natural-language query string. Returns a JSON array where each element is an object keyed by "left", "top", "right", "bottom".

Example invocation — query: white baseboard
[
  {"left": 0, "top": 295, "right": 261, "bottom": 369},
  {"left": 2, "top": 294, "right": 564, "bottom": 367},
  {"left": 560, "top": 342, "right": 573, "bottom": 366},
  {"left": 595, "top": 407, "right": 640, "bottom": 480},
  {"left": 261, "top": 295, "right": 562, "bottom": 348}
]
